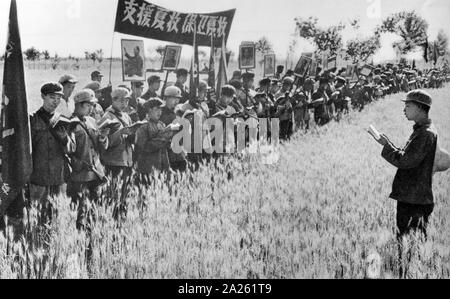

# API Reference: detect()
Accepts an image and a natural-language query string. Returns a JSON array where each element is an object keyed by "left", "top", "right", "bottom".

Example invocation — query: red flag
[
  {"left": 1, "top": 0, "right": 32, "bottom": 214},
  {"left": 216, "top": 36, "right": 228, "bottom": 98}
]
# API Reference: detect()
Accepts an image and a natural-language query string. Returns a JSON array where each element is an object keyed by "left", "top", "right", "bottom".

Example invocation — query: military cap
[
  {"left": 164, "top": 86, "right": 182, "bottom": 98},
  {"left": 242, "top": 71, "right": 255, "bottom": 81},
  {"left": 176, "top": 69, "right": 189, "bottom": 77},
  {"left": 59, "top": 74, "right": 78, "bottom": 85},
  {"left": 285, "top": 70, "right": 294, "bottom": 77},
  {"left": 131, "top": 81, "right": 145, "bottom": 88},
  {"left": 402, "top": 90, "right": 432, "bottom": 107},
  {"left": 144, "top": 98, "right": 165, "bottom": 111},
  {"left": 85, "top": 81, "right": 102, "bottom": 92},
  {"left": 111, "top": 87, "right": 131, "bottom": 99},
  {"left": 282, "top": 77, "right": 295, "bottom": 85},
  {"left": 148, "top": 75, "right": 161, "bottom": 85},
  {"left": 198, "top": 80, "right": 211, "bottom": 91},
  {"left": 221, "top": 85, "right": 236, "bottom": 97},
  {"left": 232, "top": 70, "right": 242, "bottom": 79},
  {"left": 41, "top": 82, "right": 64, "bottom": 96},
  {"left": 91, "top": 71, "right": 104, "bottom": 78},
  {"left": 259, "top": 78, "right": 271, "bottom": 87},
  {"left": 229, "top": 79, "right": 243, "bottom": 90},
  {"left": 74, "top": 89, "right": 97, "bottom": 104}
]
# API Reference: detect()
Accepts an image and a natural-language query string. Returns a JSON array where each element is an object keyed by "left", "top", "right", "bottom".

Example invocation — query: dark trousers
[
  {"left": 105, "top": 166, "right": 132, "bottom": 222},
  {"left": 69, "top": 180, "right": 102, "bottom": 231},
  {"left": 280, "top": 120, "right": 293, "bottom": 141},
  {"left": 396, "top": 201, "right": 434, "bottom": 278},
  {"left": 396, "top": 201, "right": 434, "bottom": 240}
]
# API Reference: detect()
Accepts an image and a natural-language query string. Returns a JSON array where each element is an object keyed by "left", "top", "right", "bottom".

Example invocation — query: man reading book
[{"left": 369, "top": 90, "right": 438, "bottom": 241}]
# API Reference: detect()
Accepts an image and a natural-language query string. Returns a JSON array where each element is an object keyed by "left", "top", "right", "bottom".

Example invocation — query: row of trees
[{"left": 295, "top": 11, "right": 449, "bottom": 65}]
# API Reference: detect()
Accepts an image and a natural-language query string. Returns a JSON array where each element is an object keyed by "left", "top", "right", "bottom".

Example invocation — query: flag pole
[
  {"left": 162, "top": 70, "right": 170, "bottom": 99},
  {"left": 108, "top": 32, "right": 116, "bottom": 86}
]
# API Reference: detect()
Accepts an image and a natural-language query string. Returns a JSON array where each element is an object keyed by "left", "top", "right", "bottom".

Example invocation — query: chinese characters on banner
[{"left": 114, "top": 0, "right": 236, "bottom": 47}]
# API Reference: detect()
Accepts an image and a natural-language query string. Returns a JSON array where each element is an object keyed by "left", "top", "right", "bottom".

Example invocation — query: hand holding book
[{"left": 367, "top": 125, "right": 388, "bottom": 146}]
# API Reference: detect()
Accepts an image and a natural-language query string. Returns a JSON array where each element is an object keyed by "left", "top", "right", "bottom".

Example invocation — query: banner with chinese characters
[{"left": 114, "top": 0, "right": 236, "bottom": 47}]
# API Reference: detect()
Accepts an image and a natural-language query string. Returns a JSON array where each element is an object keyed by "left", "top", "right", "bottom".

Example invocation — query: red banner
[{"left": 114, "top": 0, "right": 236, "bottom": 48}]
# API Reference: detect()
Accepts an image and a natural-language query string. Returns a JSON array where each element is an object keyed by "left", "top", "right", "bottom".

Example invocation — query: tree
[
  {"left": 42, "top": 50, "right": 51, "bottom": 60},
  {"left": 376, "top": 11, "right": 429, "bottom": 54},
  {"left": 295, "top": 17, "right": 345, "bottom": 55},
  {"left": 436, "top": 29, "right": 449, "bottom": 57},
  {"left": 24, "top": 47, "right": 41, "bottom": 61},
  {"left": 84, "top": 51, "right": 90, "bottom": 60},
  {"left": 345, "top": 35, "right": 381, "bottom": 64}
]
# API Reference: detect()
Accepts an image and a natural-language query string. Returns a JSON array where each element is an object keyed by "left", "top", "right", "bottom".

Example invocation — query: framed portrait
[
  {"left": 345, "top": 64, "right": 357, "bottom": 79},
  {"left": 263, "top": 54, "right": 276, "bottom": 77},
  {"left": 121, "top": 39, "right": 146, "bottom": 82},
  {"left": 294, "top": 55, "right": 312, "bottom": 77},
  {"left": 162, "top": 45, "right": 182, "bottom": 71},
  {"left": 308, "top": 60, "right": 318, "bottom": 77},
  {"left": 359, "top": 65, "right": 374, "bottom": 77},
  {"left": 239, "top": 43, "right": 256, "bottom": 70}
]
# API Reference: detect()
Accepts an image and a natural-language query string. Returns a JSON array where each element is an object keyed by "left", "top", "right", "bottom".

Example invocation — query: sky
[{"left": 0, "top": 0, "right": 449, "bottom": 61}]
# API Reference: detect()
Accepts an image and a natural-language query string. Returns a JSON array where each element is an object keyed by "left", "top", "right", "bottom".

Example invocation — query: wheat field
[{"left": 0, "top": 62, "right": 449, "bottom": 279}]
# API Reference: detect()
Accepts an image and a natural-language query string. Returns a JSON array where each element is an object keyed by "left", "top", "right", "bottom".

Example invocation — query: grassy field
[{"left": 0, "top": 64, "right": 449, "bottom": 279}]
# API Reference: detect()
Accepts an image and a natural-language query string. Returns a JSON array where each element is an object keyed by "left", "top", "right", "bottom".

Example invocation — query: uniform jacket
[
  {"left": 382, "top": 119, "right": 437, "bottom": 205},
  {"left": 160, "top": 106, "right": 187, "bottom": 164},
  {"left": 70, "top": 115, "right": 108, "bottom": 183},
  {"left": 135, "top": 120, "right": 170, "bottom": 173},
  {"left": 99, "top": 107, "right": 134, "bottom": 168},
  {"left": 30, "top": 107, "right": 75, "bottom": 186}
]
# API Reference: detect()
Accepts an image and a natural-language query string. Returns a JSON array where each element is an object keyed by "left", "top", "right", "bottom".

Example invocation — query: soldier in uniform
[
  {"left": 98, "top": 87, "right": 135, "bottom": 222},
  {"left": 211, "top": 85, "right": 238, "bottom": 156},
  {"left": 29, "top": 82, "right": 76, "bottom": 226},
  {"left": 239, "top": 72, "right": 257, "bottom": 108},
  {"left": 84, "top": 81, "right": 105, "bottom": 122},
  {"left": 135, "top": 99, "right": 175, "bottom": 185},
  {"left": 141, "top": 76, "right": 161, "bottom": 101},
  {"left": 174, "top": 69, "right": 190, "bottom": 104},
  {"left": 68, "top": 89, "right": 109, "bottom": 231},
  {"left": 315, "top": 77, "right": 331, "bottom": 123},
  {"left": 56, "top": 74, "right": 78, "bottom": 118},
  {"left": 352, "top": 76, "right": 369, "bottom": 112},
  {"left": 180, "top": 81, "right": 213, "bottom": 168},
  {"left": 274, "top": 65, "right": 284, "bottom": 79},
  {"left": 274, "top": 77, "right": 295, "bottom": 140},
  {"left": 160, "top": 86, "right": 188, "bottom": 173},
  {"left": 91, "top": 71, "right": 104, "bottom": 84}
]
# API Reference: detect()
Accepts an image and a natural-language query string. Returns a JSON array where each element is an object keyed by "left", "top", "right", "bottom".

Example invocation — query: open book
[
  {"left": 128, "top": 121, "right": 147, "bottom": 132},
  {"left": 50, "top": 115, "right": 80, "bottom": 130},
  {"left": 166, "top": 123, "right": 182, "bottom": 131},
  {"left": 367, "top": 125, "right": 381, "bottom": 141},
  {"left": 98, "top": 119, "right": 122, "bottom": 131}
]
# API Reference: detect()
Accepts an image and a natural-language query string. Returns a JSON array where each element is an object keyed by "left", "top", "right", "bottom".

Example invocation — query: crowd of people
[{"left": 1, "top": 61, "right": 449, "bottom": 235}]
